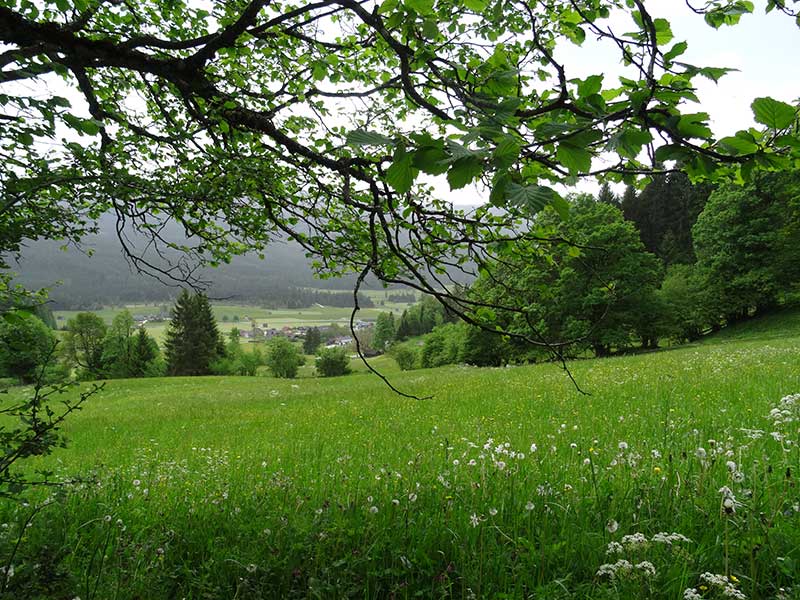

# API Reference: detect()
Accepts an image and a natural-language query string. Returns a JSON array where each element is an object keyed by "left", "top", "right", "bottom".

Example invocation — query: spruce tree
[
  {"left": 303, "top": 327, "right": 322, "bottom": 354},
  {"left": 164, "top": 291, "right": 223, "bottom": 376},
  {"left": 130, "top": 328, "right": 159, "bottom": 377}
]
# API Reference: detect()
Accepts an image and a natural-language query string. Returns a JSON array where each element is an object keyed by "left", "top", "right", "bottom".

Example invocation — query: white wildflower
[{"left": 636, "top": 561, "right": 656, "bottom": 577}]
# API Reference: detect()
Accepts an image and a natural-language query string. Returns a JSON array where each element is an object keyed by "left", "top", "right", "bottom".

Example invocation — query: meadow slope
[{"left": 1, "top": 314, "right": 799, "bottom": 599}]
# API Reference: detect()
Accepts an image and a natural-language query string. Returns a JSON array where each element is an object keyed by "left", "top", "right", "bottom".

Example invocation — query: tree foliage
[
  {"left": 472, "top": 196, "right": 663, "bottom": 357},
  {"left": 315, "top": 346, "right": 352, "bottom": 377},
  {"left": 373, "top": 312, "right": 396, "bottom": 351},
  {"left": 265, "top": 337, "right": 303, "bottom": 379},
  {"left": 693, "top": 171, "right": 800, "bottom": 323},
  {"left": 622, "top": 172, "right": 713, "bottom": 266},
  {"left": 0, "top": 312, "right": 58, "bottom": 383},
  {"left": 303, "top": 327, "right": 322, "bottom": 355},
  {"left": 164, "top": 291, "right": 224, "bottom": 376},
  {"left": 0, "top": 0, "right": 798, "bottom": 359},
  {"left": 63, "top": 311, "right": 107, "bottom": 377}
]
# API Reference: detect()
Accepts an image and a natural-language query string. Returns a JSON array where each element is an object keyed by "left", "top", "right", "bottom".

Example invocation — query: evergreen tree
[
  {"left": 130, "top": 328, "right": 160, "bottom": 377},
  {"left": 622, "top": 172, "right": 712, "bottom": 266},
  {"left": 303, "top": 327, "right": 322, "bottom": 354},
  {"left": 395, "top": 310, "right": 412, "bottom": 341},
  {"left": 164, "top": 291, "right": 224, "bottom": 376},
  {"left": 597, "top": 182, "right": 619, "bottom": 207},
  {"left": 373, "top": 312, "right": 396, "bottom": 351}
]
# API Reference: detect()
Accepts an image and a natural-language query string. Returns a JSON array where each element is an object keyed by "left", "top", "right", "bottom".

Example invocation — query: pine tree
[
  {"left": 130, "top": 328, "right": 159, "bottom": 377},
  {"left": 164, "top": 290, "right": 224, "bottom": 376},
  {"left": 373, "top": 312, "right": 396, "bottom": 351},
  {"left": 303, "top": 327, "right": 322, "bottom": 354},
  {"left": 395, "top": 310, "right": 412, "bottom": 341}
]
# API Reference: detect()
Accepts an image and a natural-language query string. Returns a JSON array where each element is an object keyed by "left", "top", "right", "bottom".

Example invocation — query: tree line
[
  {"left": 0, "top": 290, "right": 359, "bottom": 386},
  {"left": 375, "top": 171, "right": 800, "bottom": 369}
]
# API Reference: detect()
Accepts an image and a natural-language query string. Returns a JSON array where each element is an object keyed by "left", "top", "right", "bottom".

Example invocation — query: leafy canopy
[{"left": 1, "top": 0, "right": 798, "bottom": 352}]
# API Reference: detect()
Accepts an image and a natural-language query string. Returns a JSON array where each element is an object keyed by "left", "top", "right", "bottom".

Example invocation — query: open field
[
  {"left": 54, "top": 300, "right": 411, "bottom": 344},
  {"left": 2, "top": 313, "right": 799, "bottom": 598}
]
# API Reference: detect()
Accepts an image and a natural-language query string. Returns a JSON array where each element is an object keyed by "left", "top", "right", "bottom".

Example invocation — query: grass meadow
[
  {"left": 1, "top": 312, "right": 799, "bottom": 599},
  {"left": 54, "top": 299, "right": 411, "bottom": 345}
]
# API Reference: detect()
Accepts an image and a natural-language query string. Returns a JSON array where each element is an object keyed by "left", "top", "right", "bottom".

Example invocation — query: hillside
[{"left": 2, "top": 308, "right": 799, "bottom": 598}]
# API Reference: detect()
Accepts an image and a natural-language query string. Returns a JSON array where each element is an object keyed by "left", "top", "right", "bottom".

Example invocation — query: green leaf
[
  {"left": 663, "top": 41, "right": 688, "bottom": 63},
  {"left": 718, "top": 135, "right": 758, "bottom": 155},
  {"left": 492, "top": 136, "right": 520, "bottom": 169},
  {"left": 505, "top": 183, "right": 560, "bottom": 215},
  {"left": 55, "top": 0, "right": 70, "bottom": 11},
  {"left": 751, "top": 97, "right": 797, "bottom": 129},
  {"left": 652, "top": 18, "right": 673, "bottom": 45},
  {"left": 654, "top": 144, "right": 692, "bottom": 163},
  {"left": 346, "top": 129, "right": 393, "bottom": 147},
  {"left": 386, "top": 147, "right": 417, "bottom": 193},
  {"left": 676, "top": 113, "right": 712, "bottom": 139},
  {"left": 446, "top": 156, "right": 483, "bottom": 189},
  {"left": 404, "top": 0, "right": 435, "bottom": 16},
  {"left": 576, "top": 75, "right": 603, "bottom": 98},
  {"left": 18, "top": 132, "right": 34, "bottom": 146},
  {"left": 463, "top": 0, "right": 487, "bottom": 11},
  {"left": 411, "top": 145, "right": 449, "bottom": 174},
  {"left": 550, "top": 194, "right": 570, "bottom": 220},
  {"left": 557, "top": 143, "right": 592, "bottom": 174}
]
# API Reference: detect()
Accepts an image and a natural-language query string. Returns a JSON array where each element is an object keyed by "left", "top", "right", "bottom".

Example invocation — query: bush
[
  {"left": 420, "top": 323, "right": 466, "bottom": 368},
  {"left": 315, "top": 347, "right": 351, "bottom": 377},
  {"left": 391, "top": 343, "right": 418, "bottom": 371},
  {"left": 265, "top": 338, "right": 303, "bottom": 378},
  {"left": 0, "top": 312, "right": 59, "bottom": 384}
]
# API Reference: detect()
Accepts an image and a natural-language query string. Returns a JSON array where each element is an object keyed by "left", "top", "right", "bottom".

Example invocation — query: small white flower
[
  {"left": 525, "top": 501, "right": 535, "bottom": 511},
  {"left": 606, "top": 519, "right": 619, "bottom": 534},
  {"left": 408, "top": 493, "right": 417, "bottom": 503},
  {"left": 392, "top": 498, "right": 400, "bottom": 506},
  {"left": 470, "top": 513, "right": 480, "bottom": 527},
  {"left": 530, "top": 443, "right": 538, "bottom": 453},
  {"left": 636, "top": 561, "right": 656, "bottom": 577}
]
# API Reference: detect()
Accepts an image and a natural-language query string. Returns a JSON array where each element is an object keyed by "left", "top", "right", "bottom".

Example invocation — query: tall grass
[{"left": 1, "top": 326, "right": 798, "bottom": 598}]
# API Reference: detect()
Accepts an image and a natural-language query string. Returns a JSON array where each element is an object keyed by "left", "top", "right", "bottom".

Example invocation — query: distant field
[
  {"left": 3, "top": 311, "right": 799, "bottom": 598},
  {"left": 54, "top": 300, "right": 410, "bottom": 343}
]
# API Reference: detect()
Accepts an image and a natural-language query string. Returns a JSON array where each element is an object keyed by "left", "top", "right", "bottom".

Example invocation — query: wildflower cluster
[{"left": 684, "top": 572, "right": 746, "bottom": 599}]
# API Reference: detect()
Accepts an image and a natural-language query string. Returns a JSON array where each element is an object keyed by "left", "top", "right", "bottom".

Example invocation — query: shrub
[
  {"left": 392, "top": 343, "right": 418, "bottom": 371},
  {"left": 315, "top": 347, "right": 351, "bottom": 377},
  {"left": 265, "top": 338, "right": 303, "bottom": 379},
  {"left": 0, "top": 312, "right": 58, "bottom": 384}
]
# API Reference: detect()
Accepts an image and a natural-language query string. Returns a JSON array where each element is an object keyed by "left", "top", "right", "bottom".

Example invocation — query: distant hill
[{"left": 10, "top": 214, "right": 364, "bottom": 309}]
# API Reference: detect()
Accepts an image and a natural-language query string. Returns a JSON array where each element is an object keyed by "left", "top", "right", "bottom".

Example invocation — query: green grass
[
  {"left": 55, "top": 302, "right": 407, "bottom": 344},
  {"left": 2, "top": 315, "right": 800, "bottom": 598}
]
